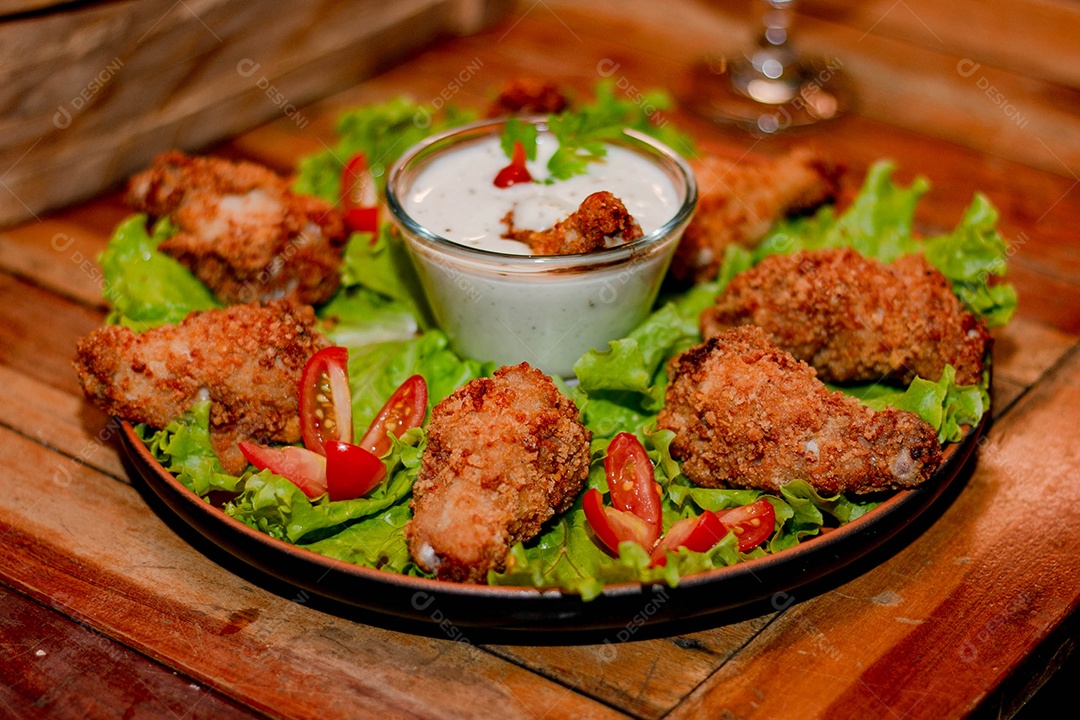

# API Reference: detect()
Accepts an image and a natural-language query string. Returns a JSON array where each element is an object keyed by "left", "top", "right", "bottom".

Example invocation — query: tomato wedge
[
  {"left": 718, "top": 499, "right": 776, "bottom": 553},
  {"left": 649, "top": 510, "right": 726, "bottom": 567},
  {"left": 605, "top": 433, "right": 662, "bottom": 531},
  {"left": 300, "top": 346, "right": 353, "bottom": 456},
  {"left": 239, "top": 441, "right": 327, "bottom": 499},
  {"left": 582, "top": 488, "right": 658, "bottom": 554},
  {"left": 358, "top": 374, "right": 428, "bottom": 458},
  {"left": 340, "top": 152, "right": 379, "bottom": 234},
  {"left": 494, "top": 140, "right": 533, "bottom": 188},
  {"left": 325, "top": 440, "right": 386, "bottom": 501}
]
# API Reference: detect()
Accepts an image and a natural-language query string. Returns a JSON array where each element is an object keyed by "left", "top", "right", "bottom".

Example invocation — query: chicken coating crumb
[
  {"left": 407, "top": 363, "right": 592, "bottom": 582},
  {"left": 73, "top": 302, "right": 328, "bottom": 475},
  {"left": 503, "top": 191, "right": 643, "bottom": 255},
  {"left": 484, "top": 77, "right": 570, "bottom": 117},
  {"left": 700, "top": 247, "right": 991, "bottom": 386},
  {"left": 126, "top": 151, "right": 348, "bottom": 306},
  {"left": 670, "top": 146, "right": 841, "bottom": 283},
  {"left": 657, "top": 326, "right": 942, "bottom": 496}
]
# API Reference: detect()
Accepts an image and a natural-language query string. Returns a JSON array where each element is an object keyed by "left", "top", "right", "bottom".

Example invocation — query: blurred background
[{"left": 2, "top": 0, "right": 1077, "bottom": 227}]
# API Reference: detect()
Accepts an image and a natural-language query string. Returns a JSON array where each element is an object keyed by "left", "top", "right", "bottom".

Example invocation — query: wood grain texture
[
  {"left": 0, "top": 0, "right": 514, "bottom": 227},
  {"left": 668, "top": 345, "right": 1080, "bottom": 720},
  {"left": 0, "top": 3, "right": 1077, "bottom": 718},
  {"left": 0, "top": 583, "right": 261, "bottom": 720},
  {"left": 0, "top": 426, "right": 627, "bottom": 720}
]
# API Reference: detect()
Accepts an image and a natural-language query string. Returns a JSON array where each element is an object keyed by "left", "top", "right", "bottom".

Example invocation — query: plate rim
[{"left": 119, "top": 407, "right": 986, "bottom": 631}]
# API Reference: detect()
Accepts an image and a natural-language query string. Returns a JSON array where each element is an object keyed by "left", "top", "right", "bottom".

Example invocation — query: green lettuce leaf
[
  {"left": 99, "top": 214, "right": 220, "bottom": 330},
  {"left": 348, "top": 330, "right": 493, "bottom": 434},
  {"left": 841, "top": 365, "right": 987, "bottom": 443},
  {"left": 135, "top": 401, "right": 240, "bottom": 496},
  {"left": 294, "top": 97, "right": 476, "bottom": 203},
  {"left": 223, "top": 427, "right": 424, "bottom": 543},
  {"left": 748, "top": 161, "right": 1017, "bottom": 325},
  {"left": 301, "top": 503, "right": 423, "bottom": 575}
]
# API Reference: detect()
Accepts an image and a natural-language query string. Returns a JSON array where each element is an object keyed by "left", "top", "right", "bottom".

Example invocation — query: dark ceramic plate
[{"left": 120, "top": 414, "right": 984, "bottom": 632}]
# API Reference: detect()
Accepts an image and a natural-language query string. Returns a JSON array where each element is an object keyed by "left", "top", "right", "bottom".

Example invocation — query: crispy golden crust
[
  {"left": 407, "top": 363, "right": 592, "bottom": 582},
  {"left": 126, "top": 151, "right": 348, "bottom": 305},
  {"left": 700, "top": 247, "right": 991, "bottom": 386},
  {"left": 485, "top": 77, "right": 570, "bottom": 118},
  {"left": 670, "top": 147, "right": 841, "bottom": 283},
  {"left": 503, "top": 191, "right": 643, "bottom": 255},
  {"left": 73, "top": 302, "right": 328, "bottom": 475},
  {"left": 657, "top": 326, "right": 941, "bottom": 495}
]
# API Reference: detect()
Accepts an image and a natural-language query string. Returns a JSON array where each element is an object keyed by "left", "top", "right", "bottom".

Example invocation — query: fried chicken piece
[
  {"left": 485, "top": 77, "right": 570, "bottom": 117},
  {"left": 700, "top": 247, "right": 991, "bottom": 386},
  {"left": 407, "top": 363, "right": 591, "bottom": 582},
  {"left": 74, "top": 302, "right": 328, "bottom": 475},
  {"left": 503, "top": 191, "right": 643, "bottom": 255},
  {"left": 657, "top": 326, "right": 942, "bottom": 496},
  {"left": 670, "top": 146, "right": 841, "bottom": 283},
  {"left": 126, "top": 151, "right": 348, "bottom": 305}
]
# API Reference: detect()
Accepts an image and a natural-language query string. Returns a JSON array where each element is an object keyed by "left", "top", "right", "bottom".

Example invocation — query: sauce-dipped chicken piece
[
  {"left": 74, "top": 302, "right": 327, "bottom": 475},
  {"left": 658, "top": 326, "right": 942, "bottom": 496},
  {"left": 407, "top": 363, "right": 591, "bottom": 582},
  {"left": 502, "top": 190, "right": 643, "bottom": 255},
  {"left": 126, "top": 151, "right": 348, "bottom": 305},
  {"left": 700, "top": 247, "right": 991, "bottom": 386}
]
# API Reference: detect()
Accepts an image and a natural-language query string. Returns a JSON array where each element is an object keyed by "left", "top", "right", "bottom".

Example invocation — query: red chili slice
[{"left": 494, "top": 140, "right": 533, "bottom": 188}]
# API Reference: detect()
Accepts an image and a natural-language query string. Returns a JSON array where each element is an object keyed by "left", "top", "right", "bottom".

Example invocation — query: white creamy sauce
[
  {"left": 404, "top": 134, "right": 679, "bottom": 254},
  {"left": 398, "top": 131, "right": 689, "bottom": 377}
]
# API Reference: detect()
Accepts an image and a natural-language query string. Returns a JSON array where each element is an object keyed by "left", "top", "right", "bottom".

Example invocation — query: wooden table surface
[{"left": 2, "top": 2, "right": 1079, "bottom": 718}]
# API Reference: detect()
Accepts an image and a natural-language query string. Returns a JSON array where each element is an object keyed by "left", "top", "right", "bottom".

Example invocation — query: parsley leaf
[{"left": 499, "top": 80, "right": 694, "bottom": 182}]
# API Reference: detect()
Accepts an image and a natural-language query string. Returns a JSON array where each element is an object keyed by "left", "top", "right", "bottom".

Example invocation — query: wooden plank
[
  {"left": 668, "top": 343, "right": 1080, "bottom": 719},
  {"left": 796, "top": 0, "right": 1080, "bottom": 89},
  {"left": 0, "top": 272, "right": 103, "bottom": 397},
  {"left": 0, "top": 363, "right": 125, "bottom": 482},
  {"left": 0, "top": 583, "right": 263, "bottom": 720},
  {"left": 486, "top": 617, "right": 773, "bottom": 719},
  {"left": 537, "top": 0, "right": 1080, "bottom": 179},
  {"left": 0, "top": 427, "right": 628, "bottom": 720},
  {"left": 0, "top": 0, "right": 514, "bottom": 227}
]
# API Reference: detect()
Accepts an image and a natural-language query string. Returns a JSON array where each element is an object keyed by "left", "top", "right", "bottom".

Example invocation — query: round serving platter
[{"left": 119, "top": 407, "right": 986, "bottom": 633}]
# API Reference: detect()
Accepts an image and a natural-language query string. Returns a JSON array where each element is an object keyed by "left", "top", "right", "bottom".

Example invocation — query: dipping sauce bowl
[{"left": 386, "top": 118, "right": 697, "bottom": 378}]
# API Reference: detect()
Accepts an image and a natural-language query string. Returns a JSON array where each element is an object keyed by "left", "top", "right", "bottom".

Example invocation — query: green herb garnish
[{"left": 499, "top": 80, "right": 694, "bottom": 182}]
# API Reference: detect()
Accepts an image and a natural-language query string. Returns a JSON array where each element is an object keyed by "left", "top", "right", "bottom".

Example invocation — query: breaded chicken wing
[
  {"left": 503, "top": 191, "right": 643, "bottom": 255},
  {"left": 126, "top": 151, "right": 348, "bottom": 305},
  {"left": 407, "top": 363, "right": 592, "bottom": 582},
  {"left": 74, "top": 302, "right": 328, "bottom": 475},
  {"left": 657, "top": 326, "right": 941, "bottom": 496},
  {"left": 485, "top": 77, "right": 570, "bottom": 118},
  {"left": 700, "top": 247, "right": 991, "bottom": 386},
  {"left": 670, "top": 146, "right": 841, "bottom": 282}
]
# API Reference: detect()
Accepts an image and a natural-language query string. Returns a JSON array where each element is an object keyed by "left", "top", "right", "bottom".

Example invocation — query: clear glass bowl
[{"left": 385, "top": 118, "right": 698, "bottom": 378}]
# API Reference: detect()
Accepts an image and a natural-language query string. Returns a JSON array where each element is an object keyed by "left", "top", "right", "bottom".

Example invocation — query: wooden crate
[{"left": 0, "top": 0, "right": 513, "bottom": 227}]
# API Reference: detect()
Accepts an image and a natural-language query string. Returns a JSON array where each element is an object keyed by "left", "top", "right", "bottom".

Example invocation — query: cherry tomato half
[
  {"left": 649, "top": 510, "right": 726, "bottom": 567},
  {"left": 325, "top": 440, "right": 386, "bottom": 501},
  {"left": 340, "top": 153, "right": 379, "bottom": 234},
  {"left": 718, "top": 499, "right": 776, "bottom": 553},
  {"left": 239, "top": 441, "right": 327, "bottom": 499},
  {"left": 604, "top": 433, "right": 662, "bottom": 531},
  {"left": 358, "top": 375, "right": 428, "bottom": 458},
  {"left": 582, "top": 488, "right": 659, "bottom": 554},
  {"left": 494, "top": 140, "right": 533, "bottom": 188},
  {"left": 300, "top": 346, "right": 353, "bottom": 456}
]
